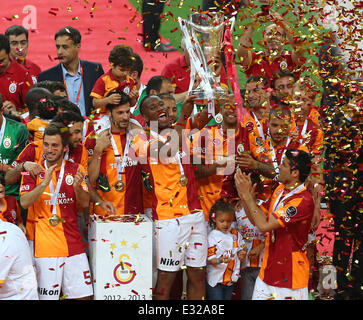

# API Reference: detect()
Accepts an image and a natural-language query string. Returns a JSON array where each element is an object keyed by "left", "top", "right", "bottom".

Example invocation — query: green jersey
[{"left": 0, "top": 115, "right": 30, "bottom": 197}]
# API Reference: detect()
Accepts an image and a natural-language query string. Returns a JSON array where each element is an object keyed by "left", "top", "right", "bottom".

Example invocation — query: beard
[{"left": 45, "top": 150, "right": 64, "bottom": 165}]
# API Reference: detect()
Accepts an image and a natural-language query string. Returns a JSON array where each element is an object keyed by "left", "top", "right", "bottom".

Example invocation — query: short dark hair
[
  {"left": 250, "top": 172, "right": 264, "bottom": 194},
  {"left": 37, "top": 97, "right": 59, "bottom": 120},
  {"left": 246, "top": 75, "right": 269, "bottom": 88},
  {"left": 52, "top": 110, "right": 84, "bottom": 126},
  {"left": 131, "top": 52, "right": 143, "bottom": 79},
  {"left": 53, "top": 97, "right": 82, "bottom": 116},
  {"left": 269, "top": 106, "right": 291, "bottom": 121},
  {"left": 0, "top": 93, "right": 3, "bottom": 109},
  {"left": 34, "top": 80, "right": 66, "bottom": 95},
  {"left": 209, "top": 198, "right": 235, "bottom": 229},
  {"left": 139, "top": 94, "right": 159, "bottom": 116},
  {"left": 25, "top": 87, "right": 54, "bottom": 115},
  {"left": 44, "top": 122, "right": 70, "bottom": 148},
  {"left": 285, "top": 149, "right": 312, "bottom": 182},
  {"left": 5, "top": 25, "right": 28, "bottom": 40},
  {"left": 108, "top": 45, "right": 134, "bottom": 68},
  {"left": 158, "top": 93, "right": 175, "bottom": 102},
  {"left": 0, "top": 34, "right": 10, "bottom": 54},
  {"left": 271, "top": 70, "right": 297, "bottom": 89},
  {"left": 146, "top": 76, "right": 170, "bottom": 95},
  {"left": 55, "top": 26, "right": 81, "bottom": 45},
  {"left": 105, "top": 90, "right": 131, "bottom": 112}
]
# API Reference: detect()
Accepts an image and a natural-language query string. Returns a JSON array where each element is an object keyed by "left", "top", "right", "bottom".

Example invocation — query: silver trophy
[{"left": 179, "top": 12, "right": 228, "bottom": 105}]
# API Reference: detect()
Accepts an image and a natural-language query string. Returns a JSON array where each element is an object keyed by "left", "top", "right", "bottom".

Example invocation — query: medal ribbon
[
  {"left": 272, "top": 183, "right": 306, "bottom": 213},
  {"left": 44, "top": 160, "right": 66, "bottom": 217},
  {"left": 268, "top": 130, "right": 291, "bottom": 174},
  {"left": 110, "top": 132, "right": 131, "bottom": 182},
  {"left": 175, "top": 152, "right": 186, "bottom": 180},
  {"left": 0, "top": 116, "right": 7, "bottom": 146},
  {"left": 296, "top": 119, "right": 308, "bottom": 145},
  {"left": 149, "top": 129, "right": 185, "bottom": 181},
  {"left": 252, "top": 112, "right": 266, "bottom": 141}
]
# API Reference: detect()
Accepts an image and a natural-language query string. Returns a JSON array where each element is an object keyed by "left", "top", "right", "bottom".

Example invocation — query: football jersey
[
  {"left": 133, "top": 129, "right": 202, "bottom": 221},
  {"left": 249, "top": 124, "right": 309, "bottom": 200},
  {"left": 0, "top": 116, "right": 30, "bottom": 197},
  {"left": 26, "top": 117, "right": 50, "bottom": 142},
  {"left": 12, "top": 141, "right": 88, "bottom": 242},
  {"left": 84, "top": 130, "right": 143, "bottom": 216},
  {"left": 0, "top": 60, "right": 33, "bottom": 111},
  {"left": 0, "top": 195, "right": 21, "bottom": 225},
  {"left": 0, "top": 220, "right": 38, "bottom": 300},
  {"left": 258, "top": 183, "right": 314, "bottom": 289},
  {"left": 207, "top": 228, "right": 245, "bottom": 287},
  {"left": 19, "top": 160, "right": 88, "bottom": 258},
  {"left": 295, "top": 118, "right": 324, "bottom": 156},
  {"left": 308, "top": 108, "right": 321, "bottom": 126},
  {"left": 23, "top": 59, "right": 41, "bottom": 84},
  {"left": 245, "top": 51, "right": 305, "bottom": 84},
  {"left": 90, "top": 70, "right": 137, "bottom": 116},
  {"left": 234, "top": 199, "right": 267, "bottom": 268},
  {"left": 191, "top": 122, "right": 251, "bottom": 218}
]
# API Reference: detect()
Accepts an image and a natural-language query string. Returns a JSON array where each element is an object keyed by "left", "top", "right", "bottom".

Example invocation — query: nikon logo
[
  {"left": 38, "top": 287, "right": 59, "bottom": 296},
  {"left": 160, "top": 258, "right": 180, "bottom": 266}
]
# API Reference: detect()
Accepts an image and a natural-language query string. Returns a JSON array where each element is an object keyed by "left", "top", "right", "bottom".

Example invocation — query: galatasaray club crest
[
  {"left": 237, "top": 143, "right": 245, "bottom": 155},
  {"left": 113, "top": 254, "right": 136, "bottom": 285},
  {"left": 2, "top": 136, "right": 11, "bottom": 149},
  {"left": 123, "top": 86, "right": 130, "bottom": 94},
  {"left": 245, "top": 121, "right": 254, "bottom": 132},
  {"left": 280, "top": 60, "right": 288, "bottom": 70},
  {"left": 8, "top": 82, "right": 17, "bottom": 94},
  {"left": 65, "top": 174, "right": 74, "bottom": 186}
]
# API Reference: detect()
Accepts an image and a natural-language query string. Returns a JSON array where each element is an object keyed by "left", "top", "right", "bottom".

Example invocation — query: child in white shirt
[{"left": 206, "top": 198, "right": 246, "bottom": 300}]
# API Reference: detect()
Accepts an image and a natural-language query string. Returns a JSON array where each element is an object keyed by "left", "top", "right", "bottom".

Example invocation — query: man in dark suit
[{"left": 38, "top": 26, "right": 104, "bottom": 116}]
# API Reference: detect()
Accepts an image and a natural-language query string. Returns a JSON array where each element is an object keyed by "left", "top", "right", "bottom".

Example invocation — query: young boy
[{"left": 90, "top": 45, "right": 139, "bottom": 117}]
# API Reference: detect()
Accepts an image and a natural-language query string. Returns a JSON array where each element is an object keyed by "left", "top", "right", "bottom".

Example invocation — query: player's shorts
[
  {"left": 35, "top": 253, "right": 93, "bottom": 300},
  {"left": 28, "top": 240, "right": 35, "bottom": 266},
  {"left": 155, "top": 210, "right": 207, "bottom": 272},
  {"left": 252, "top": 276, "right": 308, "bottom": 300}
]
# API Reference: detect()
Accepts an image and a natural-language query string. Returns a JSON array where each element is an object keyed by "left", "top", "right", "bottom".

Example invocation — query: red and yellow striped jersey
[
  {"left": 258, "top": 183, "right": 314, "bottom": 289},
  {"left": 0, "top": 195, "right": 21, "bottom": 225},
  {"left": 133, "top": 130, "right": 202, "bottom": 221},
  {"left": 20, "top": 160, "right": 88, "bottom": 258},
  {"left": 191, "top": 122, "right": 251, "bottom": 218},
  {"left": 84, "top": 130, "right": 143, "bottom": 216},
  {"left": 13, "top": 141, "right": 89, "bottom": 241},
  {"left": 90, "top": 70, "right": 137, "bottom": 116}
]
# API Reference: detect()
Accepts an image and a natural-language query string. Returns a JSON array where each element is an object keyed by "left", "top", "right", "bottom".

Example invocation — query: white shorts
[
  {"left": 155, "top": 211, "right": 207, "bottom": 272},
  {"left": 252, "top": 276, "right": 309, "bottom": 300},
  {"left": 28, "top": 240, "right": 35, "bottom": 266},
  {"left": 35, "top": 253, "right": 93, "bottom": 300}
]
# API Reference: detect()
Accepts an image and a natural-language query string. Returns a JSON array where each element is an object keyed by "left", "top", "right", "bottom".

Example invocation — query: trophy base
[{"left": 190, "top": 86, "right": 228, "bottom": 104}]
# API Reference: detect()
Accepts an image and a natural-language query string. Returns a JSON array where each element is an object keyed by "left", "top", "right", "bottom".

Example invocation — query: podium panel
[{"left": 89, "top": 214, "right": 153, "bottom": 300}]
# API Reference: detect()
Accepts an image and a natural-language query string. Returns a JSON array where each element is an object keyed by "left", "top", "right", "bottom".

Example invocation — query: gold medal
[
  {"left": 49, "top": 215, "right": 61, "bottom": 227},
  {"left": 179, "top": 174, "right": 188, "bottom": 186},
  {"left": 114, "top": 180, "right": 124, "bottom": 192}
]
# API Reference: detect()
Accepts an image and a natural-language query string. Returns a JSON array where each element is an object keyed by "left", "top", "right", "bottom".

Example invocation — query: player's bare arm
[
  {"left": 20, "top": 164, "right": 57, "bottom": 209},
  {"left": 235, "top": 169, "right": 281, "bottom": 233}
]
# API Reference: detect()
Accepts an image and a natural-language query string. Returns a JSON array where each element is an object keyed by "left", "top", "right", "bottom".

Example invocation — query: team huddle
[{"left": 0, "top": 5, "right": 358, "bottom": 302}]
